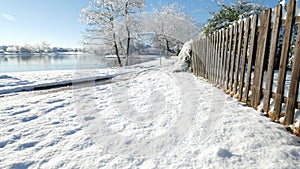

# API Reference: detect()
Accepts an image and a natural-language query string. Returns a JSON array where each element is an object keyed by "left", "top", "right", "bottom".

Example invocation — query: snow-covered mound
[{"left": 172, "top": 40, "right": 193, "bottom": 72}]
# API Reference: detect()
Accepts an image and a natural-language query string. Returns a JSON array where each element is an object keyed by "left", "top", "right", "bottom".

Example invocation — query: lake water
[{"left": 0, "top": 53, "right": 154, "bottom": 73}]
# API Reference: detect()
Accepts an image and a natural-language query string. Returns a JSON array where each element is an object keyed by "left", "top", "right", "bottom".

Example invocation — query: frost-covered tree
[
  {"left": 6, "top": 46, "right": 18, "bottom": 53},
  {"left": 19, "top": 46, "right": 31, "bottom": 53},
  {"left": 203, "top": 0, "right": 266, "bottom": 35},
  {"left": 121, "top": 0, "right": 144, "bottom": 65},
  {"left": 81, "top": 0, "right": 144, "bottom": 66},
  {"left": 39, "top": 41, "right": 51, "bottom": 53},
  {"left": 81, "top": 0, "right": 124, "bottom": 66},
  {"left": 31, "top": 41, "right": 51, "bottom": 53},
  {"left": 146, "top": 3, "right": 200, "bottom": 55}
]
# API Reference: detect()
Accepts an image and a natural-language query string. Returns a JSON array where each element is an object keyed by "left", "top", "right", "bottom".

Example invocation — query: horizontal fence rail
[{"left": 191, "top": 0, "right": 300, "bottom": 135}]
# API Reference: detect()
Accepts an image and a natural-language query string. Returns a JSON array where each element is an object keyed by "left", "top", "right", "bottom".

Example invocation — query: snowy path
[{"left": 0, "top": 58, "right": 300, "bottom": 169}]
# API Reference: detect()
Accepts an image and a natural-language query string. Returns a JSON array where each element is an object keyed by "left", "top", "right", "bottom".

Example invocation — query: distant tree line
[{"left": 0, "top": 41, "right": 82, "bottom": 54}]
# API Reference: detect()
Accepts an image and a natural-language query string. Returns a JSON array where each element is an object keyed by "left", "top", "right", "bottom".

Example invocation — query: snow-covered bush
[
  {"left": 6, "top": 46, "right": 18, "bottom": 53},
  {"left": 173, "top": 40, "right": 193, "bottom": 72}
]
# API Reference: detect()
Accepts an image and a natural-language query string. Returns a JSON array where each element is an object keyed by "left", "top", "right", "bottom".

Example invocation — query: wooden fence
[{"left": 190, "top": 0, "right": 300, "bottom": 132}]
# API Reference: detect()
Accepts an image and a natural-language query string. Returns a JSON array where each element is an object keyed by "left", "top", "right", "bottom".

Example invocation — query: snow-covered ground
[
  {"left": 0, "top": 69, "right": 116, "bottom": 95},
  {"left": 1, "top": 57, "right": 300, "bottom": 169}
]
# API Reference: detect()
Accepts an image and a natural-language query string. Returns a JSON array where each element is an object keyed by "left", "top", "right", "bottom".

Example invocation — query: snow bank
[
  {"left": 0, "top": 69, "right": 115, "bottom": 95},
  {"left": 105, "top": 54, "right": 126, "bottom": 58},
  {"left": 172, "top": 40, "right": 193, "bottom": 72}
]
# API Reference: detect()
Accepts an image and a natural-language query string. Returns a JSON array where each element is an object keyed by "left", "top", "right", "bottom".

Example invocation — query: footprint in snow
[
  {"left": 46, "top": 99, "right": 65, "bottom": 104},
  {"left": 21, "top": 115, "right": 38, "bottom": 122},
  {"left": 9, "top": 161, "right": 34, "bottom": 169},
  {"left": 16, "top": 141, "right": 39, "bottom": 150},
  {"left": 217, "top": 148, "right": 233, "bottom": 158},
  {"left": 0, "top": 140, "right": 9, "bottom": 148},
  {"left": 11, "top": 109, "right": 30, "bottom": 116}
]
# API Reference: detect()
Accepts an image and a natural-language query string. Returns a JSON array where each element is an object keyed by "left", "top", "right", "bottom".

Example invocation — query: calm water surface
[{"left": 0, "top": 53, "right": 152, "bottom": 73}]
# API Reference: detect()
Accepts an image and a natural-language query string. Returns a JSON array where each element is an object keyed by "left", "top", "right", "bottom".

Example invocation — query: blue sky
[{"left": 0, "top": 0, "right": 278, "bottom": 48}]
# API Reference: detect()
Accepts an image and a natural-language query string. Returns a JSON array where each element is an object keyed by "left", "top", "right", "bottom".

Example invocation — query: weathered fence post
[
  {"left": 251, "top": 8, "right": 271, "bottom": 109},
  {"left": 216, "top": 30, "right": 222, "bottom": 85},
  {"left": 233, "top": 20, "right": 245, "bottom": 96},
  {"left": 204, "top": 37, "right": 208, "bottom": 78},
  {"left": 229, "top": 23, "right": 239, "bottom": 94},
  {"left": 199, "top": 40, "right": 203, "bottom": 77},
  {"left": 210, "top": 35, "right": 214, "bottom": 81},
  {"left": 274, "top": 0, "right": 296, "bottom": 121},
  {"left": 195, "top": 40, "right": 199, "bottom": 76},
  {"left": 191, "top": 42, "right": 196, "bottom": 75},
  {"left": 209, "top": 34, "right": 213, "bottom": 81},
  {"left": 263, "top": 4, "right": 282, "bottom": 114},
  {"left": 219, "top": 29, "right": 226, "bottom": 87},
  {"left": 284, "top": 16, "right": 300, "bottom": 125},
  {"left": 222, "top": 29, "right": 229, "bottom": 89},
  {"left": 213, "top": 31, "right": 219, "bottom": 84},
  {"left": 238, "top": 17, "right": 251, "bottom": 100},
  {"left": 225, "top": 26, "right": 234, "bottom": 92},
  {"left": 205, "top": 37, "right": 208, "bottom": 79},
  {"left": 243, "top": 14, "right": 258, "bottom": 103}
]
